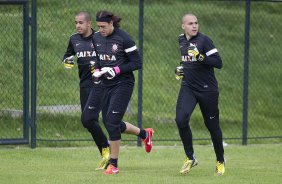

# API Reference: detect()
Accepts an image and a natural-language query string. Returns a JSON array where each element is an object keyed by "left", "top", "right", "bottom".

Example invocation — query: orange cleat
[{"left": 104, "top": 164, "right": 119, "bottom": 175}]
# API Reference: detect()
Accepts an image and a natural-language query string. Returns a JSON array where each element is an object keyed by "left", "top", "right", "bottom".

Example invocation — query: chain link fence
[
  {"left": 1, "top": 0, "right": 281, "bottom": 147},
  {"left": 0, "top": 1, "right": 29, "bottom": 144},
  {"left": 0, "top": 4, "right": 24, "bottom": 138}
]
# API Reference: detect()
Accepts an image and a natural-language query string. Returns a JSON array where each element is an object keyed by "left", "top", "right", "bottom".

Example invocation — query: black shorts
[{"left": 102, "top": 81, "right": 134, "bottom": 140}]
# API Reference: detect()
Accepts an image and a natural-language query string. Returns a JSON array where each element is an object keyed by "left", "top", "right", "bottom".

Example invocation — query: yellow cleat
[
  {"left": 215, "top": 161, "right": 225, "bottom": 176},
  {"left": 179, "top": 157, "right": 198, "bottom": 175},
  {"left": 96, "top": 147, "right": 110, "bottom": 170}
]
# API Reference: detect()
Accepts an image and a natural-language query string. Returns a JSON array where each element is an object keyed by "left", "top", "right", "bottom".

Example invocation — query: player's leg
[
  {"left": 103, "top": 82, "right": 133, "bottom": 174},
  {"left": 81, "top": 86, "right": 110, "bottom": 169},
  {"left": 81, "top": 86, "right": 109, "bottom": 152},
  {"left": 175, "top": 85, "right": 198, "bottom": 174},
  {"left": 79, "top": 87, "right": 91, "bottom": 111},
  {"left": 121, "top": 121, "right": 154, "bottom": 153},
  {"left": 198, "top": 90, "right": 225, "bottom": 175}
]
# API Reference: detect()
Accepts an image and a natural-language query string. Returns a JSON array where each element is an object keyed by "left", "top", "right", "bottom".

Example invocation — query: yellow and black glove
[
  {"left": 187, "top": 46, "right": 204, "bottom": 62},
  {"left": 89, "top": 61, "right": 96, "bottom": 75},
  {"left": 175, "top": 65, "right": 184, "bottom": 80},
  {"left": 63, "top": 56, "right": 75, "bottom": 69}
]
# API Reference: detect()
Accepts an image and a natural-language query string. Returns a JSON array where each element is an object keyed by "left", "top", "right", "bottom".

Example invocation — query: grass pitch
[{"left": 0, "top": 144, "right": 281, "bottom": 184}]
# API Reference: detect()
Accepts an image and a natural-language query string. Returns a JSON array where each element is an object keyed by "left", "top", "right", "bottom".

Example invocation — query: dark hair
[
  {"left": 96, "top": 10, "right": 122, "bottom": 28},
  {"left": 76, "top": 11, "right": 91, "bottom": 21}
]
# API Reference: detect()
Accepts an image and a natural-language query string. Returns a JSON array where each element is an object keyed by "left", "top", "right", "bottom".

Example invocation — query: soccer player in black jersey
[
  {"left": 175, "top": 13, "right": 225, "bottom": 176},
  {"left": 86, "top": 10, "right": 154, "bottom": 174},
  {"left": 62, "top": 11, "right": 110, "bottom": 170}
]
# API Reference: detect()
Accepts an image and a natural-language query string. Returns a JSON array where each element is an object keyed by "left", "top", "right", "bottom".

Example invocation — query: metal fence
[
  {"left": 1, "top": 0, "right": 281, "bottom": 147},
  {"left": 0, "top": 0, "right": 30, "bottom": 144}
]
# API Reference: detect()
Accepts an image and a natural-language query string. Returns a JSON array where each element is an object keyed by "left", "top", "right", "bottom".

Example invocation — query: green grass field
[
  {"left": 1, "top": 1, "right": 281, "bottom": 144},
  {"left": 0, "top": 144, "right": 281, "bottom": 184}
]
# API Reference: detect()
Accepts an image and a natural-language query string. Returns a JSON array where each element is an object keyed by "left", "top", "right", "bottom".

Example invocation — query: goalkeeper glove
[
  {"left": 101, "top": 66, "right": 120, "bottom": 80},
  {"left": 92, "top": 69, "right": 105, "bottom": 84},
  {"left": 187, "top": 46, "right": 204, "bottom": 62},
  {"left": 175, "top": 65, "right": 184, "bottom": 80},
  {"left": 89, "top": 61, "right": 96, "bottom": 75},
  {"left": 63, "top": 55, "right": 75, "bottom": 69}
]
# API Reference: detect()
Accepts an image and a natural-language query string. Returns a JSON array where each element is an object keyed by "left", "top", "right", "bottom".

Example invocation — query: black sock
[
  {"left": 110, "top": 158, "right": 118, "bottom": 167},
  {"left": 138, "top": 129, "right": 147, "bottom": 139}
]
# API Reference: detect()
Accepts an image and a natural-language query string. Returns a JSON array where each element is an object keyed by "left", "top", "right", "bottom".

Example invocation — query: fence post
[
  {"left": 22, "top": 0, "right": 30, "bottom": 143},
  {"left": 30, "top": 0, "right": 37, "bottom": 148},
  {"left": 137, "top": 0, "right": 144, "bottom": 147},
  {"left": 242, "top": 0, "right": 251, "bottom": 145}
]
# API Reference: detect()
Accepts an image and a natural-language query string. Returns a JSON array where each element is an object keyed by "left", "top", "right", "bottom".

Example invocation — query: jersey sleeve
[
  {"left": 178, "top": 34, "right": 185, "bottom": 64},
  {"left": 62, "top": 39, "right": 75, "bottom": 61},
  {"left": 202, "top": 36, "right": 222, "bottom": 69},
  {"left": 118, "top": 35, "right": 142, "bottom": 73}
]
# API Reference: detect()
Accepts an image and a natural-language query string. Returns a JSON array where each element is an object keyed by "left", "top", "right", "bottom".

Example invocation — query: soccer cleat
[
  {"left": 104, "top": 164, "right": 119, "bottom": 174},
  {"left": 215, "top": 161, "right": 225, "bottom": 176},
  {"left": 143, "top": 128, "right": 154, "bottom": 153},
  {"left": 95, "top": 147, "right": 110, "bottom": 170},
  {"left": 179, "top": 157, "right": 198, "bottom": 175}
]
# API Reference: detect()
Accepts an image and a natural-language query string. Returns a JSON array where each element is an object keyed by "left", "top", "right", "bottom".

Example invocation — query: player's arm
[
  {"left": 100, "top": 47, "right": 141, "bottom": 80},
  {"left": 175, "top": 62, "right": 184, "bottom": 80},
  {"left": 62, "top": 39, "right": 76, "bottom": 69},
  {"left": 91, "top": 57, "right": 103, "bottom": 83},
  {"left": 202, "top": 51, "right": 222, "bottom": 69},
  {"left": 118, "top": 36, "right": 142, "bottom": 73},
  {"left": 91, "top": 38, "right": 103, "bottom": 83},
  {"left": 175, "top": 35, "right": 185, "bottom": 80},
  {"left": 119, "top": 47, "right": 142, "bottom": 72},
  {"left": 92, "top": 66, "right": 104, "bottom": 84},
  {"left": 101, "top": 36, "right": 142, "bottom": 80},
  {"left": 197, "top": 37, "right": 222, "bottom": 69}
]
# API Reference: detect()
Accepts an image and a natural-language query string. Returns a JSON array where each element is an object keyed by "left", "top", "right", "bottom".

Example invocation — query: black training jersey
[
  {"left": 92, "top": 28, "right": 142, "bottom": 86},
  {"left": 178, "top": 32, "right": 222, "bottom": 91},
  {"left": 63, "top": 29, "right": 97, "bottom": 88}
]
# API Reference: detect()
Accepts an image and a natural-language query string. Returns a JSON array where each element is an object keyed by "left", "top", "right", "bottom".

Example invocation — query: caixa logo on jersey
[
  {"left": 99, "top": 54, "right": 117, "bottom": 61},
  {"left": 76, "top": 51, "right": 97, "bottom": 58}
]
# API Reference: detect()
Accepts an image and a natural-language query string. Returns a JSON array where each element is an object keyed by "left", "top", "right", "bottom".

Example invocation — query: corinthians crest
[{"left": 111, "top": 43, "right": 118, "bottom": 53}]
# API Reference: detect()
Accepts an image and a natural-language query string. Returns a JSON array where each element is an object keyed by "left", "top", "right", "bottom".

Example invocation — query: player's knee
[
  {"left": 109, "top": 134, "right": 121, "bottom": 141},
  {"left": 107, "top": 123, "right": 121, "bottom": 141},
  {"left": 205, "top": 121, "right": 220, "bottom": 133},
  {"left": 178, "top": 125, "right": 190, "bottom": 133},
  {"left": 120, "top": 121, "right": 126, "bottom": 133},
  {"left": 204, "top": 114, "right": 219, "bottom": 131},
  {"left": 81, "top": 112, "right": 88, "bottom": 127},
  {"left": 81, "top": 110, "right": 97, "bottom": 129},
  {"left": 175, "top": 116, "right": 189, "bottom": 129},
  {"left": 81, "top": 115, "right": 92, "bottom": 129},
  {"left": 108, "top": 129, "right": 121, "bottom": 141}
]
